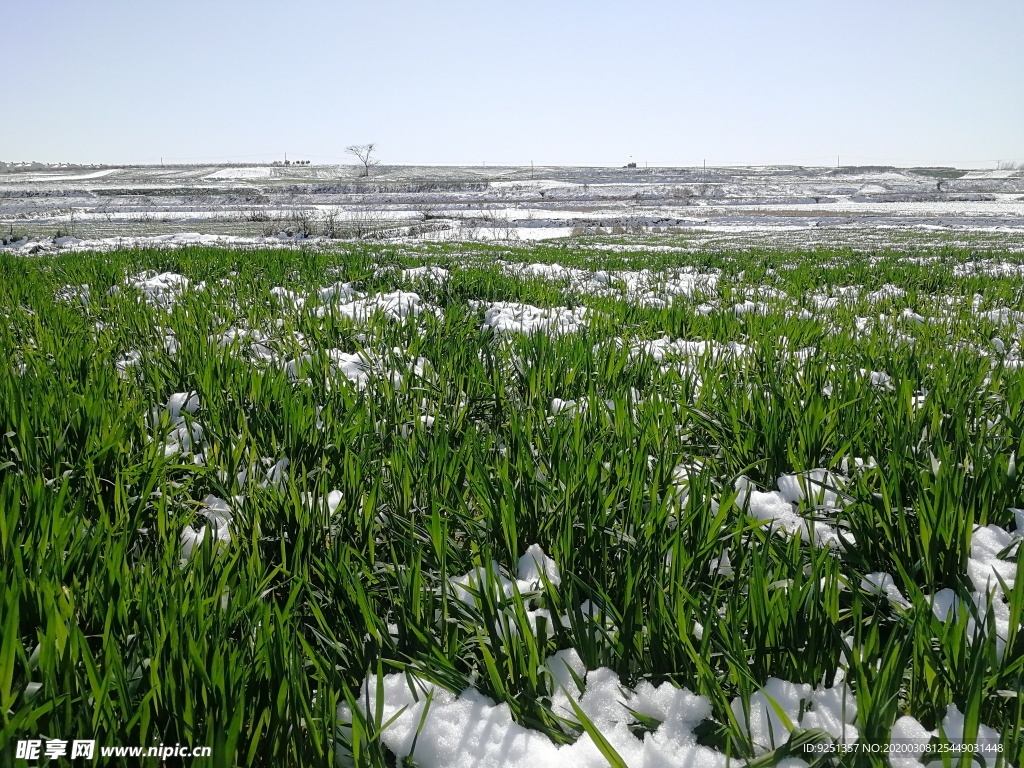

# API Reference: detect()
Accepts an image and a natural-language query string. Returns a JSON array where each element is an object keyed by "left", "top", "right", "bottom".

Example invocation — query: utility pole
[
  {"left": 530, "top": 160, "right": 534, "bottom": 179},
  {"left": 837, "top": 155, "right": 840, "bottom": 169}
]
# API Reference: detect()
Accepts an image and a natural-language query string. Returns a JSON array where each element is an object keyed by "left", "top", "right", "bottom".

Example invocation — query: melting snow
[
  {"left": 451, "top": 544, "right": 561, "bottom": 606},
  {"left": 342, "top": 660, "right": 865, "bottom": 767},
  {"left": 55, "top": 284, "right": 90, "bottom": 306},
  {"left": 402, "top": 266, "right": 450, "bottom": 283},
  {"left": 315, "top": 290, "right": 427, "bottom": 321},
  {"left": 125, "top": 271, "right": 194, "bottom": 308},
  {"left": 147, "top": 391, "right": 203, "bottom": 457},
  {"left": 180, "top": 494, "right": 236, "bottom": 561},
  {"left": 860, "top": 572, "right": 910, "bottom": 609},
  {"left": 735, "top": 471, "right": 851, "bottom": 549},
  {"left": 481, "top": 302, "right": 590, "bottom": 336},
  {"left": 732, "top": 678, "right": 858, "bottom": 753},
  {"left": 342, "top": 660, "right": 726, "bottom": 768}
]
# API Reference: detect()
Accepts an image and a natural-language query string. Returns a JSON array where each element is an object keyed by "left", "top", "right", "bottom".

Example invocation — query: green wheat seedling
[{"left": 1, "top": 241, "right": 1022, "bottom": 767}]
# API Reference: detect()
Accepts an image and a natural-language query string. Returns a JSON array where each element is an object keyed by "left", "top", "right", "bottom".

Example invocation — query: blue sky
[{"left": 2, "top": 0, "right": 1021, "bottom": 167}]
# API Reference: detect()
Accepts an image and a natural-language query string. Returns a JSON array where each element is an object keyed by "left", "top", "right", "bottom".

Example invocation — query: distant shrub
[{"left": 2, "top": 225, "right": 27, "bottom": 245}]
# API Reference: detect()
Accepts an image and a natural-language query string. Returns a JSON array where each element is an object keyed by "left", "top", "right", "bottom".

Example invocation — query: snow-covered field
[{"left": 2, "top": 163, "right": 1023, "bottom": 253}]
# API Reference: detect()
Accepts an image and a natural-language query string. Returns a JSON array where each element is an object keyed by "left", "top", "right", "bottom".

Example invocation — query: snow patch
[{"left": 481, "top": 302, "right": 590, "bottom": 336}]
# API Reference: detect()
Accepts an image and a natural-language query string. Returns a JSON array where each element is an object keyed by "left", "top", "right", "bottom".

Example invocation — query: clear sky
[{"left": 2, "top": 0, "right": 1021, "bottom": 168}]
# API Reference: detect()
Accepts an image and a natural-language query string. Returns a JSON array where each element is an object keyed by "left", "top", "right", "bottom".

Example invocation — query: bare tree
[
  {"left": 287, "top": 208, "right": 315, "bottom": 238},
  {"left": 346, "top": 143, "right": 378, "bottom": 177},
  {"left": 346, "top": 208, "right": 385, "bottom": 239}
]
